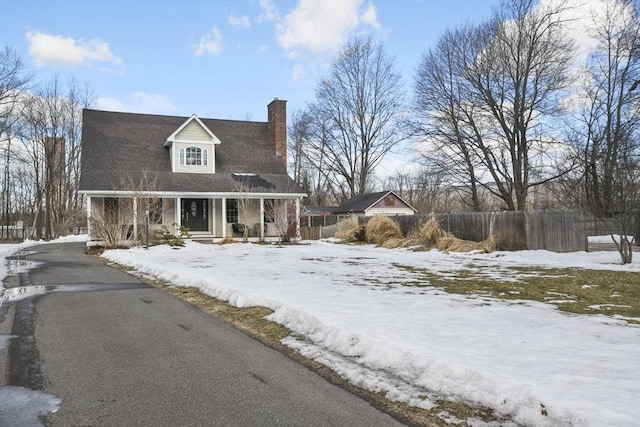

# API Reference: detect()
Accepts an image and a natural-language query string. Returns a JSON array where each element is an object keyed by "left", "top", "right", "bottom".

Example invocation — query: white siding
[
  {"left": 173, "top": 142, "right": 215, "bottom": 174},
  {"left": 365, "top": 207, "right": 415, "bottom": 216},
  {"left": 176, "top": 121, "right": 211, "bottom": 141}
]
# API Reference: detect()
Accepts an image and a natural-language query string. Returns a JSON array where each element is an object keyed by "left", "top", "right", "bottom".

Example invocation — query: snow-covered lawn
[{"left": 99, "top": 240, "right": 640, "bottom": 427}]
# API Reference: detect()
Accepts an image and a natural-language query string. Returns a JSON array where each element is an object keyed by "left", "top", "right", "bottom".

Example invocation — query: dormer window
[
  {"left": 180, "top": 147, "right": 208, "bottom": 166},
  {"left": 165, "top": 114, "right": 220, "bottom": 174}
]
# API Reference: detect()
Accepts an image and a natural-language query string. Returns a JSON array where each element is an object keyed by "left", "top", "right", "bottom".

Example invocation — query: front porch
[{"left": 86, "top": 194, "right": 302, "bottom": 245}]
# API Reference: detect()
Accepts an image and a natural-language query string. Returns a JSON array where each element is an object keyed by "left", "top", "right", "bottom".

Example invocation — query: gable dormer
[{"left": 165, "top": 114, "right": 220, "bottom": 174}]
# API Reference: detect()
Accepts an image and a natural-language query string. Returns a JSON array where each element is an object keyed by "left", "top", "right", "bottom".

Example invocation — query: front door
[{"left": 181, "top": 198, "right": 208, "bottom": 232}]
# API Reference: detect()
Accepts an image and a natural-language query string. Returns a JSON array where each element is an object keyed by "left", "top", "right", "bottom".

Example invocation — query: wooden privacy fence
[
  {"left": 301, "top": 209, "right": 588, "bottom": 252},
  {"left": 397, "top": 210, "right": 587, "bottom": 252},
  {"left": 300, "top": 223, "right": 341, "bottom": 241}
]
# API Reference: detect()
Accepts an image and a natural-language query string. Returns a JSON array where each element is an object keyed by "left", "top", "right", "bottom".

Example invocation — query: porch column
[
  {"left": 221, "top": 197, "right": 227, "bottom": 239},
  {"left": 132, "top": 197, "right": 138, "bottom": 239},
  {"left": 296, "top": 198, "right": 301, "bottom": 240},
  {"left": 260, "top": 198, "right": 265, "bottom": 240},
  {"left": 86, "top": 196, "right": 92, "bottom": 239},
  {"left": 175, "top": 197, "right": 181, "bottom": 235}
]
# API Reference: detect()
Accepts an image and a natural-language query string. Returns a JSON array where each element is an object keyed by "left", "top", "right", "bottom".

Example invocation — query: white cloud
[
  {"left": 194, "top": 27, "right": 224, "bottom": 57},
  {"left": 537, "top": 0, "right": 611, "bottom": 68},
  {"left": 276, "top": 0, "right": 382, "bottom": 58},
  {"left": 361, "top": 3, "right": 382, "bottom": 30},
  {"left": 228, "top": 13, "right": 251, "bottom": 29},
  {"left": 96, "top": 91, "right": 178, "bottom": 115},
  {"left": 258, "top": 0, "right": 280, "bottom": 22},
  {"left": 26, "top": 31, "right": 123, "bottom": 69}
]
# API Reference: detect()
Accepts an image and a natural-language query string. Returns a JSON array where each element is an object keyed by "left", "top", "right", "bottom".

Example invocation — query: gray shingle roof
[
  {"left": 334, "top": 191, "right": 391, "bottom": 214},
  {"left": 78, "top": 109, "right": 303, "bottom": 194},
  {"left": 334, "top": 190, "right": 416, "bottom": 214}
]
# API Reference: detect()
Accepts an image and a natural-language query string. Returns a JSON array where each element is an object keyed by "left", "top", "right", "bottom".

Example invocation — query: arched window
[{"left": 180, "top": 146, "right": 208, "bottom": 166}]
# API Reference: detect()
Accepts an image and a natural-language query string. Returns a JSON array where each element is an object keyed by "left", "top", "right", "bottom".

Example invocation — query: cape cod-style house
[{"left": 78, "top": 99, "right": 306, "bottom": 245}]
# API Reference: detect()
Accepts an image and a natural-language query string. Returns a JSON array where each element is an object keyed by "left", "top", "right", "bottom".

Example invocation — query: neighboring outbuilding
[
  {"left": 333, "top": 190, "right": 417, "bottom": 221},
  {"left": 300, "top": 206, "right": 338, "bottom": 227},
  {"left": 78, "top": 99, "right": 306, "bottom": 245}
]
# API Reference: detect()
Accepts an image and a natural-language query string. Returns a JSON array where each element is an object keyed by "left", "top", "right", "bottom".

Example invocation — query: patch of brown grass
[{"left": 217, "top": 237, "right": 236, "bottom": 245}]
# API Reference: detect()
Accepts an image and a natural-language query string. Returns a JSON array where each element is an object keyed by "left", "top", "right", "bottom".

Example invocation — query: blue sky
[{"left": 1, "top": 0, "right": 502, "bottom": 122}]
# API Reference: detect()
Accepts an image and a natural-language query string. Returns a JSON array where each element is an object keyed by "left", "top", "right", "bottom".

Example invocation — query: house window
[
  {"left": 104, "top": 197, "right": 119, "bottom": 223},
  {"left": 384, "top": 196, "right": 395, "bottom": 206},
  {"left": 179, "top": 147, "right": 208, "bottom": 166},
  {"left": 145, "top": 198, "right": 163, "bottom": 224},
  {"left": 264, "top": 199, "right": 275, "bottom": 223},
  {"left": 226, "top": 199, "right": 238, "bottom": 223}
]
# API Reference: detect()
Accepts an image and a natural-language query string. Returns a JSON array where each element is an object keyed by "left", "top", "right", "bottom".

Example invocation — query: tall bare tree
[
  {"left": 288, "top": 108, "right": 335, "bottom": 205},
  {"left": 306, "top": 36, "right": 405, "bottom": 199},
  {"left": 414, "top": 0, "right": 575, "bottom": 211},
  {"left": 0, "top": 47, "right": 31, "bottom": 136},
  {"left": 288, "top": 108, "right": 311, "bottom": 186},
  {"left": 19, "top": 76, "right": 93, "bottom": 239},
  {"left": 0, "top": 47, "right": 31, "bottom": 239},
  {"left": 384, "top": 165, "right": 445, "bottom": 213},
  {"left": 413, "top": 27, "right": 485, "bottom": 211},
  {"left": 572, "top": 0, "right": 640, "bottom": 263}
]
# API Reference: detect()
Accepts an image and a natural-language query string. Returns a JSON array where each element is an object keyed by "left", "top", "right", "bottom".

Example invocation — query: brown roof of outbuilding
[{"left": 78, "top": 109, "right": 303, "bottom": 194}]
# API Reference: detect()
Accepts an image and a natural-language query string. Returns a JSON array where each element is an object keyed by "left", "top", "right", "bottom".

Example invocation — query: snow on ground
[
  {"left": 99, "top": 240, "right": 640, "bottom": 427},
  {"left": 588, "top": 235, "right": 636, "bottom": 244},
  {"left": 0, "top": 235, "right": 637, "bottom": 426}
]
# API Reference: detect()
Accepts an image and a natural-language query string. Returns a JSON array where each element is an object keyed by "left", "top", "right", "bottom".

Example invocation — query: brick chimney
[{"left": 267, "top": 98, "right": 287, "bottom": 168}]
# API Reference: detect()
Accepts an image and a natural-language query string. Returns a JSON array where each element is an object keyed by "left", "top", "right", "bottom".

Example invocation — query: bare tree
[
  {"left": 307, "top": 36, "right": 405, "bottom": 199},
  {"left": 413, "top": 0, "right": 575, "bottom": 211},
  {"left": 572, "top": 0, "right": 640, "bottom": 263},
  {"left": 301, "top": 107, "right": 342, "bottom": 204},
  {"left": 288, "top": 108, "right": 311, "bottom": 186},
  {"left": 18, "top": 76, "right": 93, "bottom": 239},
  {"left": 384, "top": 165, "right": 445, "bottom": 213},
  {"left": 0, "top": 47, "right": 31, "bottom": 239},
  {"left": 413, "top": 27, "right": 485, "bottom": 211},
  {"left": 64, "top": 79, "right": 94, "bottom": 230},
  {"left": 264, "top": 199, "right": 298, "bottom": 245},
  {"left": 88, "top": 172, "right": 163, "bottom": 248},
  {"left": 234, "top": 179, "right": 259, "bottom": 241},
  {"left": 0, "top": 47, "right": 31, "bottom": 136}
]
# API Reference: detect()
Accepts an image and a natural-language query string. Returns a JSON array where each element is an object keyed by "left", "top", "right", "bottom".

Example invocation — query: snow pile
[
  {"left": 102, "top": 241, "right": 640, "bottom": 426},
  {"left": 0, "top": 386, "right": 61, "bottom": 426}
]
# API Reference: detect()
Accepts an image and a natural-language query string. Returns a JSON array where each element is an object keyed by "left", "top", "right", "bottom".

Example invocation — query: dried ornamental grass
[
  {"left": 494, "top": 225, "right": 527, "bottom": 251},
  {"left": 335, "top": 224, "right": 367, "bottom": 242},
  {"left": 335, "top": 212, "right": 497, "bottom": 253},
  {"left": 381, "top": 237, "right": 408, "bottom": 249},
  {"left": 365, "top": 215, "right": 403, "bottom": 246},
  {"left": 482, "top": 234, "right": 497, "bottom": 253},
  {"left": 419, "top": 213, "right": 495, "bottom": 253},
  {"left": 421, "top": 216, "right": 451, "bottom": 246}
]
